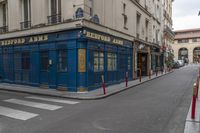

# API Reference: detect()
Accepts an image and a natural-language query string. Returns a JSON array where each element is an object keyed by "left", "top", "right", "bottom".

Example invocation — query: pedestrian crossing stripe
[
  {"left": 0, "top": 106, "right": 38, "bottom": 120},
  {"left": 4, "top": 99, "right": 62, "bottom": 110},
  {"left": 26, "top": 96, "right": 80, "bottom": 104}
]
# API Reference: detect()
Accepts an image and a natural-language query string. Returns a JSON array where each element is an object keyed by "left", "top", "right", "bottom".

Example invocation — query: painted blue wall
[{"left": 0, "top": 28, "right": 133, "bottom": 92}]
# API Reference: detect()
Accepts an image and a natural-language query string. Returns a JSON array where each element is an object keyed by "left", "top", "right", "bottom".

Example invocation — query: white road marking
[
  {"left": 4, "top": 99, "right": 62, "bottom": 111},
  {"left": 0, "top": 106, "right": 38, "bottom": 120},
  {"left": 26, "top": 96, "right": 80, "bottom": 105}
]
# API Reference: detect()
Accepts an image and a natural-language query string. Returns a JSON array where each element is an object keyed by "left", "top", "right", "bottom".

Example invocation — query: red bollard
[
  {"left": 125, "top": 72, "right": 128, "bottom": 87},
  {"left": 191, "top": 83, "right": 197, "bottom": 119},
  {"left": 101, "top": 75, "right": 106, "bottom": 95},
  {"left": 196, "top": 77, "right": 199, "bottom": 98},
  {"left": 139, "top": 69, "right": 142, "bottom": 82}
]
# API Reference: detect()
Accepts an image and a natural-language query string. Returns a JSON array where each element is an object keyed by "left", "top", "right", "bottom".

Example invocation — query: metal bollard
[
  {"left": 191, "top": 83, "right": 197, "bottom": 119},
  {"left": 156, "top": 70, "right": 158, "bottom": 76},
  {"left": 101, "top": 75, "right": 106, "bottom": 95},
  {"left": 149, "top": 69, "right": 151, "bottom": 79},
  {"left": 139, "top": 69, "right": 142, "bottom": 82},
  {"left": 125, "top": 72, "right": 128, "bottom": 87}
]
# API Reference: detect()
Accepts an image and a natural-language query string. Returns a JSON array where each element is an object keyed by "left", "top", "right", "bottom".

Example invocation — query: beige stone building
[{"left": 172, "top": 28, "right": 200, "bottom": 63}]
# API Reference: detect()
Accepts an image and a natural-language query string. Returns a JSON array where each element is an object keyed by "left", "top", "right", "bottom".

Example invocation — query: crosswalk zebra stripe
[
  {"left": 0, "top": 106, "right": 38, "bottom": 120},
  {"left": 26, "top": 96, "right": 79, "bottom": 104},
  {"left": 4, "top": 99, "right": 62, "bottom": 111}
]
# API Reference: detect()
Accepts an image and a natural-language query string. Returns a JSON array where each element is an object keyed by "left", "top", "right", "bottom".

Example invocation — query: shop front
[
  {"left": 0, "top": 28, "right": 133, "bottom": 92},
  {"left": 151, "top": 46, "right": 161, "bottom": 72},
  {"left": 134, "top": 41, "right": 150, "bottom": 77}
]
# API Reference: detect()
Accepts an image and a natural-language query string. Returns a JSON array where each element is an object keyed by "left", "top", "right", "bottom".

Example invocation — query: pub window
[
  {"left": 21, "top": 52, "right": 30, "bottom": 70},
  {"left": 119, "top": 54, "right": 126, "bottom": 70},
  {"left": 94, "top": 51, "right": 104, "bottom": 72},
  {"left": 40, "top": 51, "right": 49, "bottom": 71},
  {"left": 58, "top": 50, "right": 67, "bottom": 72},
  {"left": 107, "top": 53, "right": 117, "bottom": 71}
]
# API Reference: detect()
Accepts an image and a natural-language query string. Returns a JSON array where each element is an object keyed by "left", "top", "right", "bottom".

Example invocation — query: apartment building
[
  {"left": 172, "top": 28, "right": 200, "bottom": 63},
  {"left": 162, "top": 0, "right": 174, "bottom": 67},
  {"left": 0, "top": 0, "right": 167, "bottom": 92}
]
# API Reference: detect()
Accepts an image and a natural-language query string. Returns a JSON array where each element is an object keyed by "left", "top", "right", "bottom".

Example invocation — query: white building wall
[
  {"left": 7, "top": 0, "right": 21, "bottom": 31},
  {"left": 31, "top": 0, "right": 49, "bottom": 26}
]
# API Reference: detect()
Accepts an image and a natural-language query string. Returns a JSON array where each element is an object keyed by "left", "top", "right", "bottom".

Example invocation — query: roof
[{"left": 174, "top": 28, "right": 200, "bottom": 39}]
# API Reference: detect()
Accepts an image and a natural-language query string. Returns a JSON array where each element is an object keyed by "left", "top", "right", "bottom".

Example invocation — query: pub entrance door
[{"left": 137, "top": 53, "right": 148, "bottom": 76}]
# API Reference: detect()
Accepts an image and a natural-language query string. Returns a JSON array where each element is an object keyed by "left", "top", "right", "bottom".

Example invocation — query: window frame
[
  {"left": 107, "top": 52, "right": 117, "bottom": 71},
  {"left": 93, "top": 51, "right": 104, "bottom": 72},
  {"left": 57, "top": 49, "right": 67, "bottom": 72}
]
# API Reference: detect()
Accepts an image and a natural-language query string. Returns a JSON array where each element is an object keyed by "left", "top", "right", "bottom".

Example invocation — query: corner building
[{"left": 0, "top": 0, "right": 164, "bottom": 92}]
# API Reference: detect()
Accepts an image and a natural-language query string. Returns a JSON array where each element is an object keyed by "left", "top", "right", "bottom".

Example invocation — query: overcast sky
[{"left": 172, "top": 0, "right": 200, "bottom": 30}]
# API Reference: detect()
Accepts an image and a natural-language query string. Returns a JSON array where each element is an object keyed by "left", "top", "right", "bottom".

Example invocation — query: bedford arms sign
[{"left": 0, "top": 35, "right": 48, "bottom": 46}]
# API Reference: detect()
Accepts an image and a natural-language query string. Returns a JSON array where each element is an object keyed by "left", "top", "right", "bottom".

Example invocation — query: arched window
[
  {"left": 193, "top": 47, "right": 200, "bottom": 63},
  {"left": 178, "top": 48, "right": 188, "bottom": 60},
  {"left": 75, "top": 8, "right": 84, "bottom": 18}
]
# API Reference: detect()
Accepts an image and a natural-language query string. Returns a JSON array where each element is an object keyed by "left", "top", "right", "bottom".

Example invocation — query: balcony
[
  {"left": 47, "top": 14, "right": 62, "bottom": 25},
  {"left": 0, "top": 26, "right": 8, "bottom": 34},
  {"left": 164, "top": 25, "right": 175, "bottom": 37},
  {"left": 20, "top": 21, "right": 31, "bottom": 30}
]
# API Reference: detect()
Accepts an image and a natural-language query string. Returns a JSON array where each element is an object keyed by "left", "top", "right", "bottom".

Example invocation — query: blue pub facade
[{"left": 0, "top": 28, "right": 133, "bottom": 92}]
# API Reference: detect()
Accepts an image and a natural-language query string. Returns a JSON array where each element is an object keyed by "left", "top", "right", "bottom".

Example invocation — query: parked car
[
  {"left": 172, "top": 61, "right": 180, "bottom": 69},
  {"left": 177, "top": 60, "right": 185, "bottom": 67}
]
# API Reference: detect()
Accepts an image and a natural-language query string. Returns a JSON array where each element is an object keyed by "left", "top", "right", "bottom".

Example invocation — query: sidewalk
[
  {"left": 184, "top": 83, "right": 200, "bottom": 133},
  {"left": 0, "top": 71, "right": 173, "bottom": 100}
]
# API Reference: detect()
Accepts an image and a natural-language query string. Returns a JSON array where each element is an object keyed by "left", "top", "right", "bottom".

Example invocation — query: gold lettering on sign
[
  {"left": 0, "top": 35, "right": 49, "bottom": 46},
  {"left": 86, "top": 31, "right": 111, "bottom": 43},
  {"left": 28, "top": 35, "right": 48, "bottom": 43},
  {"left": 112, "top": 39, "right": 123, "bottom": 45},
  {"left": 85, "top": 31, "right": 124, "bottom": 45}
]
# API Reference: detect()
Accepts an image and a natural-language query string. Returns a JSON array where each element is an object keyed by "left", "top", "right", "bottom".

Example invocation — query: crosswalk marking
[
  {"left": 26, "top": 96, "right": 80, "bottom": 105},
  {"left": 4, "top": 99, "right": 62, "bottom": 111},
  {"left": 0, "top": 106, "right": 38, "bottom": 120}
]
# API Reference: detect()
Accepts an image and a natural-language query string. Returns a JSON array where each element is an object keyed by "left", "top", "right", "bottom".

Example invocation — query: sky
[{"left": 172, "top": 0, "right": 200, "bottom": 30}]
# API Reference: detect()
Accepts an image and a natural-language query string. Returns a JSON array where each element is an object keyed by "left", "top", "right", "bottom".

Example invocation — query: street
[{"left": 0, "top": 65, "right": 198, "bottom": 133}]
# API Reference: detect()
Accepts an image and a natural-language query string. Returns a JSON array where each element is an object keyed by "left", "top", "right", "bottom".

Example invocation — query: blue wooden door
[{"left": 40, "top": 51, "right": 49, "bottom": 85}]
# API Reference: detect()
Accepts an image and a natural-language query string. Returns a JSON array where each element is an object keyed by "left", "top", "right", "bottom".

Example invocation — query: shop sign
[
  {"left": 78, "top": 49, "right": 86, "bottom": 72},
  {"left": 0, "top": 35, "right": 48, "bottom": 46},
  {"left": 84, "top": 30, "right": 124, "bottom": 46}
]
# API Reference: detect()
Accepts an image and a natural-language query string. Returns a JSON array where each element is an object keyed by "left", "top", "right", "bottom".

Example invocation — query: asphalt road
[{"left": 0, "top": 65, "right": 198, "bottom": 133}]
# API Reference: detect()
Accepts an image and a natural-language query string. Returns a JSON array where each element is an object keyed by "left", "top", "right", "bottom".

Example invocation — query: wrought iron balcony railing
[
  {"left": 0, "top": 26, "right": 8, "bottom": 34},
  {"left": 20, "top": 21, "right": 31, "bottom": 30},
  {"left": 164, "top": 25, "right": 175, "bottom": 37},
  {"left": 47, "top": 14, "right": 62, "bottom": 25}
]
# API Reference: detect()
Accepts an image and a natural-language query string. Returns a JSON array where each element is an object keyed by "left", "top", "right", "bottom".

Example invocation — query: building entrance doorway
[
  {"left": 137, "top": 53, "right": 148, "bottom": 76},
  {"left": 193, "top": 47, "right": 200, "bottom": 63}
]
